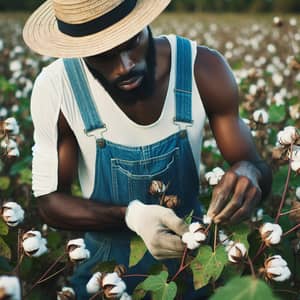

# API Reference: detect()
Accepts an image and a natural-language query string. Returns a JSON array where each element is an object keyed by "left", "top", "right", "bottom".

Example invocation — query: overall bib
[{"left": 63, "top": 36, "right": 205, "bottom": 299}]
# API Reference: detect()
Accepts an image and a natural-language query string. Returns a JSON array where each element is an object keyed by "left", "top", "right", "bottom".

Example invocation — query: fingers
[
  {"left": 230, "top": 186, "right": 261, "bottom": 224},
  {"left": 149, "top": 232, "right": 186, "bottom": 260},
  {"left": 209, "top": 174, "right": 262, "bottom": 225},
  {"left": 162, "top": 210, "right": 189, "bottom": 236},
  {"left": 213, "top": 176, "right": 251, "bottom": 223},
  {"left": 207, "top": 171, "right": 237, "bottom": 219}
]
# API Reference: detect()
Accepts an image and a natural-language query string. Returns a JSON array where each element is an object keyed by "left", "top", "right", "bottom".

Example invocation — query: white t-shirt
[{"left": 30, "top": 35, "right": 207, "bottom": 198}]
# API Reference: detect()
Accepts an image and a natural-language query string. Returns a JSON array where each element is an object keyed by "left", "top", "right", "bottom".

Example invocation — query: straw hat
[{"left": 23, "top": 0, "right": 171, "bottom": 58}]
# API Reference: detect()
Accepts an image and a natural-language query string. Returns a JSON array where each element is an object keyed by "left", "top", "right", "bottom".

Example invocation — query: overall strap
[
  {"left": 174, "top": 36, "right": 193, "bottom": 125},
  {"left": 63, "top": 58, "right": 106, "bottom": 134}
]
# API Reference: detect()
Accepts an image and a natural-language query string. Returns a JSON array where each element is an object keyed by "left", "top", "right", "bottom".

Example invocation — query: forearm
[{"left": 37, "top": 192, "right": 127, "bottom": 231}]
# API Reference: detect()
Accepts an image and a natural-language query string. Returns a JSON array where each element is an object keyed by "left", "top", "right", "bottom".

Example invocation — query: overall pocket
[{"left": 111, "top": 147, "right": 180, "bottom": 205}]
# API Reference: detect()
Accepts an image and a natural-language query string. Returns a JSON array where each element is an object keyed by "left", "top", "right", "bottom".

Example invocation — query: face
[{"left": 83, "top": 27, "right": 156, "bottom": 103}]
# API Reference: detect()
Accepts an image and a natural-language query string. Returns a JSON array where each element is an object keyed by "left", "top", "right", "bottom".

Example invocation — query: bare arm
[
  {"left": 37, "top": 112, "right": 127, "bottom": 231},
  {"left": 195, "top": 47, "right": 272, "bottom": 224}
]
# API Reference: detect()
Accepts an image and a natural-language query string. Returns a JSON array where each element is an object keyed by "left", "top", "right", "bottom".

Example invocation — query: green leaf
[
  {"left": 20, "top": 256, "right": 33, "bottom": 278},
  {"left": 184, "top": 210, "right": 194, "bottom": 225},
  {"left": 142, "top": 271, "right": 169, "bottom": 291},
  {"left": 19, "top": 168, "right": 32, "bottom": 185},
  {"left": 129, "top": 235, "right": 147, "bottom": 267},
  {"left": 140, "top": 271, "right": 177, "bottom": 300},
  {"left": 210, "top": 276, "right": 278, "bottom": 300},
  {"left": 272, "top": 165, "right": 300, "bottom": 195},
  {"left": 0, "top": 218, "right": 8, "bottom": 236},
  {"left": 226, "top": 222, "right": 250, "bottom": 250},
  {"left": 191, "top": 245, "right": 227, "bottom": 289},
  {"left": 46, "top": 231, "right": 63, "bottom": 249},
  {"left": 0, "top": 236, "right": 11, "bottom": 259},
  {"left": 0, "top": 176, "right": 10, "bottom": 190},
  {"left": 0, "top": 256, "right": 12, "bottom": 272},
  {"left": 133, "top": 282, "right": 147, "bottom": 300},
  {"left": 220, "top": 263, "right": 243, "bottom": 282},
  {"left": 152, "top": 281, "right": 177, "bottom": 300},
  {"left": 9, "top": 156, "right": 32, "bottom": 176},
  {"left": 0, "top": 76, "right": 17, "bottom": 93},
  {"left": 268, "top": 104, "right": 286, "bottom": 123}
]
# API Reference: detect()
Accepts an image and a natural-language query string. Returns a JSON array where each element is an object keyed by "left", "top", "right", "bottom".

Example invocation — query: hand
[
  {"left": 125, "top": 200, "right": 188, "bottom": 260},
  {"left": 207, "top": 161, "right": 262, "bottom": 224}
]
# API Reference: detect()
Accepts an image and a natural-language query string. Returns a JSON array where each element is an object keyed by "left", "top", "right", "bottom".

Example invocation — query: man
[{"left": 23, "top": 0, "right": 272, "bottom": 299}]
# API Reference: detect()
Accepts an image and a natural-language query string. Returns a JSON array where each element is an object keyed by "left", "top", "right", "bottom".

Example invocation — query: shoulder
[
  {"left": 31, "top": 59, "right": 65, "bottom": 120},
  {"left": 35, "top": 58, "right": 65, "bottom": 84},
  {"left": 194, "top": 46, "right": 239, "bottom": 116}
]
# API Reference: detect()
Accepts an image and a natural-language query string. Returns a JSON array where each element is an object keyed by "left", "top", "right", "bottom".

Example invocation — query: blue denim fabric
[{"left": 64, "top": 36, "right": 206, "bottom": 299}]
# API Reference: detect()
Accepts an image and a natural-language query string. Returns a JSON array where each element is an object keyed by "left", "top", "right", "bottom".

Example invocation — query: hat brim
[{"left": 23, "top": 0, "right": 171, "bottom": 58}]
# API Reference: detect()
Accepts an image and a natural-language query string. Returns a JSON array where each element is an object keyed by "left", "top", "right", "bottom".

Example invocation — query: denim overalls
[{"left": 63, "top": 36, "right": 205, "bottom": 299}]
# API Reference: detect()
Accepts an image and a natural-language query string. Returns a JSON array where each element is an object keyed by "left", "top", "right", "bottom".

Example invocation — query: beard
[{"left": 86, "top": 27, "right": 156, "bottom": 103}]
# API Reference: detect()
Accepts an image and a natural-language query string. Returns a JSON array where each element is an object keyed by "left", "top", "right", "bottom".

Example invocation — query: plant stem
[
  {"left": 247, "top": 257, "right": 256, "bottom": 279},
  {"left": 170, "top": 246, "right": 188, "bottom": 282},
  {"left": 36, "top": 266, "right": 67, "bottom": 284},
  {"left": 13, "top": 253, "right": 24, "bottom": 275},
  {"left": 283, "top": 224, "right": 300, "bottom": 237},
  {"left": 204, "top": 223, "right": 212, "bottom": 235},
  {"left": 89, "top": 290, "right": 103, "bottom": 300},
  {"left": 279, "top": 207, "right": 300, "bottom": 217},
  {"left": 38, "top": 252, "right": 67, "bottom": 282},
  {"left": 273, "top": 289, "right": 299, "bottom": 295},
  {"left": 275, "top": 143, "right": 293, "bottom": 224},
  {"left": 24, "top": 252, "right": 67, "bottom": 298},
  {"left": 252, "top": 242, "right": 266, "bottom": 262},
  {"left": 122, "top": 274, "right": 148, "bottom": 279},
  {"left": 213, "top": 224, "right": 218, "bottom": 253},
  {"left": 15, "top": 229, "right": 23, "bottom": 276}
]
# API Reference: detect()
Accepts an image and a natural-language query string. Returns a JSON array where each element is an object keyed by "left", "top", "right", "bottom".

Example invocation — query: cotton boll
[
  {"left": 227, "top": 243, "right": 247, "bottom": 263},
  {"left": 259, "top": 223, "right": 283, "bottom": 246},
  {"left": 0, "top": 276, "right": 21, "bottom": 300},
  {"left": 86, "top": 272, "right": 102, "bottom": 294}
]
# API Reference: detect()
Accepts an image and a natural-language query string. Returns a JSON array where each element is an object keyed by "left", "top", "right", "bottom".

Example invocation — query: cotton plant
[
  {"left": 251, "top": 208, "right": 264, "bottom": 222},
  {"left": 67, "top": 238, "right": 90, "bottom": 263},
  {"left": 22, "top": 230, "right": 48, "bottom": 257},
  {"left": 57, "top": 287, "right": 76, "bottom": 300},
  {"left": 0, "top": 117, "right": 20, "bottom": 157},
  {"left": 182, "top": 222, "right": 207, "bottom": 250},
  {"left": 296, "top": 187, "right": 300, "bottom": 200},
  {"left": 273, "top": 126, "right": 300, "bottom": 169},
  {"left": 204, "top": 167, "right": 225, "bottom": 186},
  {"left": 0, "top": 276, "right": 21, "bottom": 300},
  {"left": 1, "top": 202, "right": 24, "bottom": 227},
  {"left": 3, "top": 117, "right": 20, "bottom": 135},
  {"left": 227, "top": 242, "right": 248, "bottom": 263},
  {"left": 289, "top": 146, "right": 300, "bottom": 174},
  {"left": 259, "top": 223, "right": 283, "bottom": 246},
  {"left": 277, "top": 126, "right": 300, "bottom": 146},
  {"left": 86, "top": 271, "right": 129, "bottom": 299},
  {"left": 253, "top": 109, "right": 269, "bottom": 124},
  {"left": 261, "top": 255, "right": 291, "bottom": 282},
  {"left": 0, "top": 138, "right": 20, "bottom": 157}
]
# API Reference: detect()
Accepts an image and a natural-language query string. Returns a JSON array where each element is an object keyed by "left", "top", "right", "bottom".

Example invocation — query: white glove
[{"left": 125, "top": 200, "right": 188, "bottom": 260}]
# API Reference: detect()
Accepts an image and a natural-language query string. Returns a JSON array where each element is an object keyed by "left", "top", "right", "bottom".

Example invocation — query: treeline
[
  {"left": 168, "top": 0, "right": 300, "bottom": 12},
  {"left": 0, "top": 0, "right": 300, "bottom": 12}
]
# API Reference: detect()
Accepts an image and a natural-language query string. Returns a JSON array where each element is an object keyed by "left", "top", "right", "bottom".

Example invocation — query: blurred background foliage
[{"left": 0, "top": 0, "right": 300, "bottom": 12}]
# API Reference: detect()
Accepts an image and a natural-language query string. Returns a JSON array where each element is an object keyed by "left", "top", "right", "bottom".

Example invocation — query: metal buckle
[
  {"left": 173, "top": 118, "right": 194, "bottom": 139},
  {"left": 84, "top": 125, "right": 107, "bottom": 141},
  {"left": 173, "top": 117, "right": 194, "bottom": 129}
]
